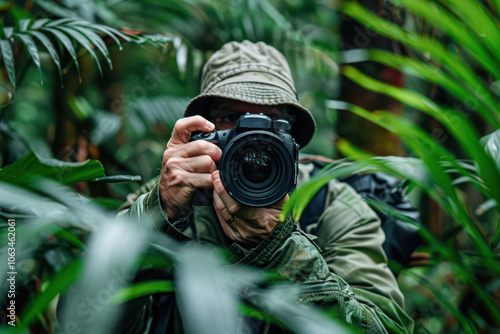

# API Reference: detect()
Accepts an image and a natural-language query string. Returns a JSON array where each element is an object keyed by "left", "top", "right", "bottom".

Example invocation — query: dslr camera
[{"left": 189, "top": 114, "right": 299, "bottom": 207}]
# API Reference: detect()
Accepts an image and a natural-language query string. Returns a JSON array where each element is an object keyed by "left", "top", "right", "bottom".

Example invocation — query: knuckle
[
  {"left": 194, "top": 140, "right": 209, "bottom": 151},
  {"left": 162, "top": 149, "right": 171, "bottom": 164},
  {"left": 174, "top": 118, "right": 185, "bottom": 129},
  {"left": 201, "top": 155, "right": 214, "bottom": 169},
  {"left": 164, "top": 157, "right": 179, "bottom": 170},
  {"left": 169, "top": 170, "right": 187, "bottom": 186}
]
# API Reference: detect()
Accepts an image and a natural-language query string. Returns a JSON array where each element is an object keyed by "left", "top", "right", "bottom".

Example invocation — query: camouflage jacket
[{"left": 119, "top": 161, "right": 414, "bottom": 333}]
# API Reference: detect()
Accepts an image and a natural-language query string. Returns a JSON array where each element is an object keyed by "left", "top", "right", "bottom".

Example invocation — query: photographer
[{"left": 121, "top": 41, "right": 413, "bottom": 333}]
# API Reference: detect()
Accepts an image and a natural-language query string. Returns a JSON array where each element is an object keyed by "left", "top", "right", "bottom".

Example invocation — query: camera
[{"left": 189, "top": 114, "right": 299, "bottom": 207}]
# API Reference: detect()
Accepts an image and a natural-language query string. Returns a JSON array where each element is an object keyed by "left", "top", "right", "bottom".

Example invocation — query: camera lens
[
  {"left": 241, "top": 149, "right": 273, "bottom": 183},
  {"left": 219, "top": 131, "right": 295, "bottom": 207}
]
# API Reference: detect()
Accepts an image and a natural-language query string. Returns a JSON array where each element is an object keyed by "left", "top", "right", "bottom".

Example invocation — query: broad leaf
[{"left": 0, "top": 151, "right": 104, "bottom": 186}]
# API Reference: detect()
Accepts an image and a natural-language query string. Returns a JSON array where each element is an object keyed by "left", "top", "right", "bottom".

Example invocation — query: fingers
[
  {"left": 212, "top": 170, "right": 239, "bottom": 215},
  {"left": 165, "top": 155, "right": 217, "bottom": 174},
  {"left": 168, "top": 116, "right": 215, "bottom": 147},
  {"left": 163, "top": 141, "right": 222, "bottom": 166},
  {"left": 166, "top": 170, "right": 214, "bottom": 190},
  {"left": 213, "top": 189, "right": 234, "bottom": 224}
]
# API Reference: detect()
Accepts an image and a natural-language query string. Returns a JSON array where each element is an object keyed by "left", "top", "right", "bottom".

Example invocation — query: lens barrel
[{"left": 219, "top": 130, "right": 295, "bottom": 207}]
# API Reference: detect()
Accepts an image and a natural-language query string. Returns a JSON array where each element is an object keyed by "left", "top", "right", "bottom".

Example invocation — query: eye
[{"left": 221, "top": 114, "right": 241, "bottom": 124}]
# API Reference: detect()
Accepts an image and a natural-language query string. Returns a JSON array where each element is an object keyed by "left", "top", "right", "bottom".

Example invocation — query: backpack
[{"left": 297, "top": 157, "right": 424, "bottom": 273}]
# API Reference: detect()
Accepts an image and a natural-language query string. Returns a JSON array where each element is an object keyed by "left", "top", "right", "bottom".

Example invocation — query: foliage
[
  {"left": 1, "top": 0, "right": 500, "bottom": 333},
  {"left": 0, "top": 0, "right": 348, "bottom": 333},
  {"left": 285, "top": 0, "right": 500, "bottom": 332}
]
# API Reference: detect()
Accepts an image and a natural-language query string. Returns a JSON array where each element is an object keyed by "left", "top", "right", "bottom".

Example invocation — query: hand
[
  {"left": 211, "top": 170, "right": 288, "bottom": 247},
  {"left": 159, "top": 116, "right": 222, "bottom": 220}
]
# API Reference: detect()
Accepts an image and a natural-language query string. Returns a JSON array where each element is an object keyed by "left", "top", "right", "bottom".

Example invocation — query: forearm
[{"left": 121, "top": 179, "right": 193, "bottom": 241}]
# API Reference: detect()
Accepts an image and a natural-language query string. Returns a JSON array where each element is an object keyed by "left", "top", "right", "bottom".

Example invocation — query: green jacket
[{"left": 120, "top": 161, "right": 414, "bottom": 333}]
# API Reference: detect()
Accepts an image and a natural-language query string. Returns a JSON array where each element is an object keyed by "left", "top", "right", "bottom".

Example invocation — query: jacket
[{"left": 119, "top": 161, "right": 414, "bottom": 333}]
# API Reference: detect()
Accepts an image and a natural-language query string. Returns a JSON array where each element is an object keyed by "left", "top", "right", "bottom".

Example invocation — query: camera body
[{"left": 189, "top": 114, "right": 299, "bottom": 207}]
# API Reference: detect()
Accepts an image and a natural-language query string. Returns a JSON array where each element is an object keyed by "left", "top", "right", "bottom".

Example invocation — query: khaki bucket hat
[{"left": 184, "top": 40, "right": 316, "bottom": 148}]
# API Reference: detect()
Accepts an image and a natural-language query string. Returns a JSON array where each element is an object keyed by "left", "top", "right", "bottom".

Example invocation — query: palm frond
[{"left": 0, "top": 17, "right": 175, "bottom": 105}]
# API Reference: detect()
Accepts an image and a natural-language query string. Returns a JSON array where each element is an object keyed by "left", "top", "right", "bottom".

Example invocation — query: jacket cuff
[
  {"left": 139, "top": 179, "right": 193, "bottom": 242},
  {"left": 228, "top": 213, "right": 295, "bottom": 267}
]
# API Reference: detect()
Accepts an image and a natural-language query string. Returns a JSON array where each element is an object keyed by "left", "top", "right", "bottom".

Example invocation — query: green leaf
[
  {"left": 444, "top": 0, "right": 500, "bottom": 62},
  {"left": 475, "top": 199, "right": 497, "bottom": 216},
  {"left": 45, "top": 18, "right": 78, "bottom": 27},
  {"left": 68, "top": 20, "right": 129, "bottom": 50},
  {"left": 91, "top": 198, "right": 124, "bottom": 210},
  {"left": 31, "top": 18, "right": 50, "bottom": 29},
  {"left": 68, "top": 25, "right": 113, "bottom": 69},
  {"left": 334, "top": 102, "right": 495, "bottom": 256},
  {"left": 31, "top": 0, "right": 80, "bottom": 19},
  {"left": 0, "top": 151, "right": 105, "bottom": 186},
  {"left": 90, "top": 24, "right": 132, "bottom": 45},
  {"left": 342, "top": 2, "right": 498, "bottom": 113},
  {"left": 54, "top": 25, "right": 104, "bottom": 76},
  {"left": 341, "top": 48, "right": 500, "bottom": 127},
  {"left": 481, "top": 129, "right": 500, "bottom": 246},
  {"left": 29, "top": 30, "right": 62, "bottom": 82},
  {"left": 19, "top": 259, "right": 83, "bottom": 331},
  {"left": 481, "top": 129, "right": 500, "bottom": 173},
  {"left": 111, "top": 280, "right": 174, "bottom": 304},
  {"left": 14, "top": 33, "right": 43, "bottom": 84},
  {"left": 282, "top": 162, "right": 364, "bottom": 221},
  {"left": 42, "top": 27, "right": 81, "bottom": 81},
  {"left": 342, "top": 65, "right": 500, "bottom": 222},
  {"left": 389, "top": 0, "right": 500, "bottom": 82},
  {"left": 3, "top": 27, "right": 13, "bottom": 38},
  {"left": 0, "top": 40, "right": 16, "bottom": 90},
  {"left": 19, "top": 18, "right": 31, "bottom": 32}
]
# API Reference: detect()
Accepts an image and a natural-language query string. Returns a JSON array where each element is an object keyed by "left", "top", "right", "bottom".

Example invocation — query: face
[{"left": 210, "top": 100, "right": 294, "bottom": 130}]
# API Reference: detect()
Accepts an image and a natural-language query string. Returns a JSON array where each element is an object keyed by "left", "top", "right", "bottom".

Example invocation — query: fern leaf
[
  {"left": 69, "top": 26, "right": 113, "bottom": 70},
  {"left": 29, "top": 31, "right": 62, "bottom": 82},
  {"left": 42, "top": 27, "right": 81, "bottom": 81},
  {"left": 54, "top": 26, "right": 104, "bottom": 77},
  {"left": 14, "top": 33, "right": 43, "bottom": 84}
]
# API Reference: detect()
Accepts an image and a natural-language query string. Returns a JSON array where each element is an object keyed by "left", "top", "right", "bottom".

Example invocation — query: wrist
[
  {"left": 161, "top": 199, "right": 194, "bottom": 221},
  {"left": 237, "top": 213, "right": 280, "bottom": 247}
]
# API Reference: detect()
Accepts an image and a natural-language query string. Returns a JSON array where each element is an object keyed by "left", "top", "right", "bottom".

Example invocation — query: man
[{"left": 121, "top": 40, "right": 413, "bottom": 333}]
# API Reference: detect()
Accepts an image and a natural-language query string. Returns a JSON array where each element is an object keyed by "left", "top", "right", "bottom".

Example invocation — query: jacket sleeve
[
  {"left": 312, "top": 178, "right": 414, "bottom": 333},
  {"left": 225, "top": 213, "right": 413, "bottom": 333},
  {"left": 121, "top": 178, "right": 193, "bottom": 241}
]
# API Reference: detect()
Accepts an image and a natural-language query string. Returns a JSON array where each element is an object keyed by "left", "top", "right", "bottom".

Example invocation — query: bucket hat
[{"left": 183, "top": 40, "right": 316, "bottom": 148}]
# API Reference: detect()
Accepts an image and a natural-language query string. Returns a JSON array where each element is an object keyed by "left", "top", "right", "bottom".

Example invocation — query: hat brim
[{"left": 184, "top": 82, "right": 316, "bottom": 148}]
